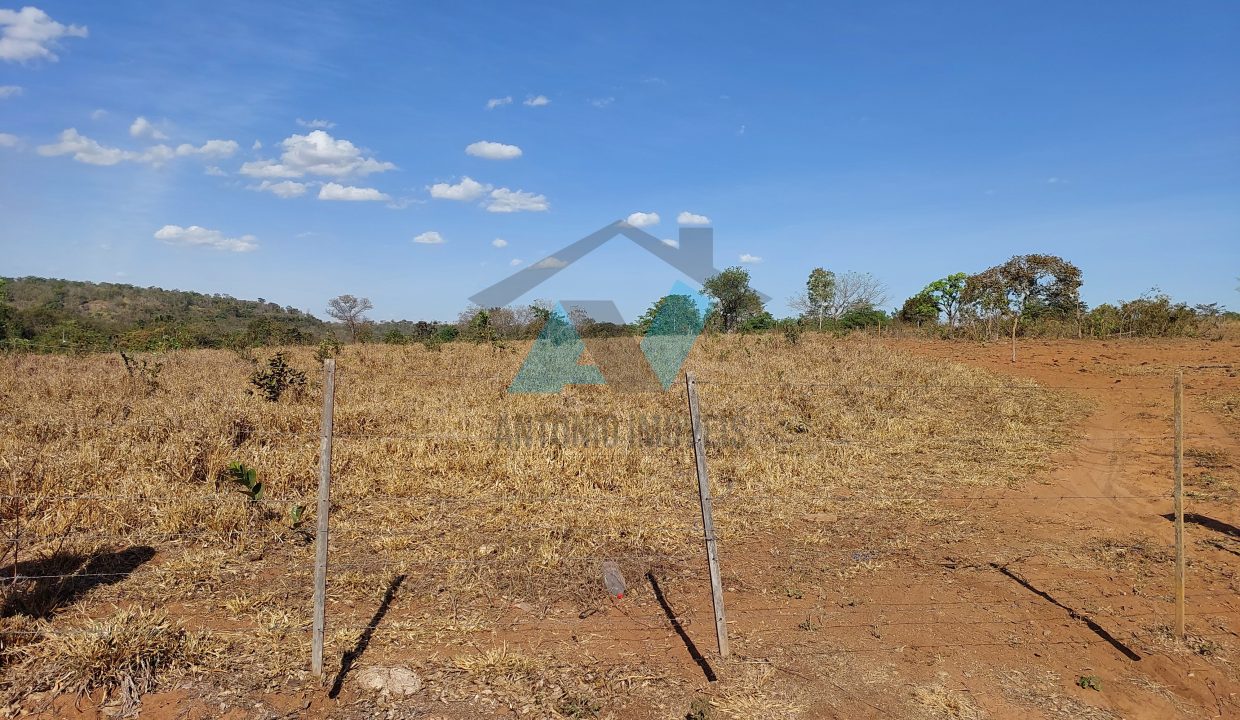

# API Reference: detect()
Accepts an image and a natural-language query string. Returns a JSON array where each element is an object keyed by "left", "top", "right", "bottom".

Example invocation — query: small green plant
[
  {"left": 248, "top": 352, "right": 307, "bottom": 402},
  {"left": 422, "top": 336, "right": 445, "bottom": 352},
  {"left": 119, "top": 352, "right": 163, "bottom": 394},
  {"left": 1076, "top": 675, "right": 1101, "bottom": 691},
  {"left": 225, "top": 461, "right": 264, "bottom": 502},
  {"left": 288, "top": 503, "right": 306, "bottom": 529},
  {"left": 314, "top": 336, "right": 342, "bottom": 362}
]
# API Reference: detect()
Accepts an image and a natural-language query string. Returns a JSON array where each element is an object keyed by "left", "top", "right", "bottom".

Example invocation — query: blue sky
[{"left": 1, "top": 1, "right": 1237, "bottom": 322}]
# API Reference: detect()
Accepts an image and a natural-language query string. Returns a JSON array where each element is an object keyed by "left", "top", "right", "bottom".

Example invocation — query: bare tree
[
  {"left": 826, "top": 272, "right": 888, "bottom": 319},
  {"left": 326, "top": 294, "right": 374, "bottom": 341}
]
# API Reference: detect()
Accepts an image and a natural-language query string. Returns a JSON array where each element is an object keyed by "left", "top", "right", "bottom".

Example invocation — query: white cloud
[
  {"left": 677, "top": 211, "right": 710, "bottom": 225},
  {"left": 589, "top": 97, "right": 614, "bottom": 108},
  {"left": 318, "top": 182, "right": 390, "bottom": 202},
  {"left": 0, "top": 132, "right": 19, "bottom": 148},
  {"left": 154, "top": 224, "right": 257, "bottom": 252},
  {"left": 429, "top": 176, "right": 490, "bottom": 201},
  {"left": 523, "top": 94, "right": 550, "bottom": 107},
  {"left": 129, "top": 116, "right": 168, "bottom": 140},
  {"left": 296, "top": 118, "right": 335, "bottom": 129},
  {"left": 531, "top": 256, "right": 567, "bottom": 269},
  {"left": 491, "top": 238, "right": 508, "bottom": 248},
  {"left": 204, "top": 165, "right": 226, "bottom": 177},
  {"left": 661, "top": 238, "right": 679, "bottom": 248},
  {"left": 739, "top": 253, "right": 762, "bottom": 264},
  {"left": 255, "top": 180, "right": 307, "bottom": 198},
  {"left": 239, "top": 131, "right": 394, "bottom": 179},
  {"left": 37, "top": 128, "right": 129, "bottom": 165},
  {"left": 251, "top": 140, "right": 261, "bottom": 150},
  {"left": 0, "top": 7, "right": 87, "bottom": 63},
  {"left": 465, "top": 140, "right": 522, "bottom": 160},
  {"left": 486, "top": 96, "right": 512, "bottom": 110},
  {"left": 413, "top": 231, "right": 444, "bottom": 245},
  {"left": 89, "top": 108, "right": 106, "bottom": 120},
  {"left": 509, "top": 258, "right": 523, "bottom": 266},
  {"left": 0, "top": 85, "right": 21, "bottom": 98},
  {"left": 174, "top": 139, "right": 238, "bottom": 157},
  {"left": 487, "top": 187, "right": 549, "bottom": 213},
  {"left": 626, "top": 211, "right": 660, "bottom": 227},
  {"left": 38, "top": 128, "right": 237, "bottom": 167}
]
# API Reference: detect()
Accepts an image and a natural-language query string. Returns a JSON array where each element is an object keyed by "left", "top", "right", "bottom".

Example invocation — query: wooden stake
[
  {"left": 311, "top": 359, "right": 336, "bottom": 678},
  {"left": 685, "top": 372, "right": 729, "bottom": 660},
  {"left": 1173, "top": 370, "right": 1185, "bottom": 640}
]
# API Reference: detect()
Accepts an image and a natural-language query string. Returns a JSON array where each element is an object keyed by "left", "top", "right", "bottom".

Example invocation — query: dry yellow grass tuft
[{"left": 3, "top": 608, "right": 213, "bottom": 709}]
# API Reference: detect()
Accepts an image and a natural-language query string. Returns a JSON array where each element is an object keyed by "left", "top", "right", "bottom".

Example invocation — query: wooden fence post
[
  {"left": 1173, "top": 370, "right": 1185, "bottom": 640},
  {"left": 685, "top": 372, "right": 730, "bottom": 660},
  {"left": 311, "top": 359, "right": 336, "bottom": 678}
]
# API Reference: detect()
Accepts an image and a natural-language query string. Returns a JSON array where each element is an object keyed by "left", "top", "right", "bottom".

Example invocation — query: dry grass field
[{"left": 0, "top": 334, "right": 1236, "bottom": 719}]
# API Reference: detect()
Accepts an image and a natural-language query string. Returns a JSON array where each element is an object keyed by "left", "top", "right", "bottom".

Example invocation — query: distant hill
[{"left": 0, "top": 276, "right": 331, "bottom": 351}]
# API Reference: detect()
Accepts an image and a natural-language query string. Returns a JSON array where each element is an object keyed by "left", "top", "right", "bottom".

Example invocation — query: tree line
[{"left": 2, "top": 260, "right": 1235, "bottom": 355}]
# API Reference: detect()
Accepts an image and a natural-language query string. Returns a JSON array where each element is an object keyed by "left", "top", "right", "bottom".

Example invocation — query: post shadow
[
  {"left": 647, "top": 571, "right": 716, "bottom": 682},
  {"left": 1161, "top": 512, "right": 1240, "bottom": 539},
  {"left": 991, "top": 563, "right": 1141, "bottom": 661},
  {"left": 3, "top": 545, "right": 156, "bottom": 619},
  {"left": 329, "top": 574, "right": 406, "bottom": 698}
]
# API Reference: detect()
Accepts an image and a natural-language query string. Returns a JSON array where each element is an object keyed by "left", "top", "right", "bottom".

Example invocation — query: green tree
[
  {"left": 898, "top": 292, "right": 938, "bottom": 325},
  {"left": 921, "top": 272, "right": 968, "bottom": 327},
  {"left": 638, "top": 294, "right": 705, "bottom": 336},
  {"left": 963, "top": 255, "right": 1082, "bottom": 362},
  {"left": 789, "top": 268, "right": 836, "bottom": 330},
  {"left": 702, "top": 267, "right": 764, "bottom": 333}
]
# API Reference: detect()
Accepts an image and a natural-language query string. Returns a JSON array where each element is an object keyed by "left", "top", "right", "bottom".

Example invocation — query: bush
[{"left": 248, "top": 352, "right": 306, "bottom": 402}]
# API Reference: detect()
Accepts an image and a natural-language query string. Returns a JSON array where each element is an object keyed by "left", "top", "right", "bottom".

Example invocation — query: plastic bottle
[{"left": 601, "top": 560, "right": 627, "bottom": 599}]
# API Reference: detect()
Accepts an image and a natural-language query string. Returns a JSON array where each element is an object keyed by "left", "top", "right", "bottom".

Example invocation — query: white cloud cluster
[
  {"left": 465, "top": 140, "right": 522, "bottom": 160},
  {"left": 413, "top": 231, "right": 444, "bottom": 245},
  {"left": 129, "top": 116, "right": 168, "bottom": 140},
  {"left": 429, "top": 177, "right": 548, "bottom": 213},
  {"left": 625, "top": 212, "right": 659, "bottom": 227},
  {"left": 296, "top": 118, "right": 335, "bottom": 129},
  {"left": 486, "top": 96, "right": 512, "bottom": 110},
  {"left": 37, "top": 128, "right": 128, "bottom": 165},
  {"left": 37, "top": 128, "right": 237, "bottom": 166},
  {"left": 661, "top": 238, "right": 679, "bottom": 248},
  {"left": 0, "top": 7, "right": 87, "bottom": 63},
  {"left": 491, "top": 238, "right": 507, "bottom": 248},
  {"left": 590, "top": 97, "right": 614, "bottom": 108},
  {"left": 239, "top": 131, "right": 394, "bottom": 179},
  {"left": 429, "top": 176, "right": 489, "bottom": 201},
  {"left": 523, "top": 95, "right": 550, "bottom": 107},
  {"left": 0, "top": 84, "right": 21, "bottom": 98},
  {"left": 0, "top": 132, "right": 19, "bottom": 148},
  {"left": 318, "top": 182, "right": 390, "bottom": 202},
  {"left": 255, "top": 180, "right": 307, "bottom": 198},
  {"left": 487, "top": 187, "right": 548, "bottom": 213},
  {"left": 677, "top": 211, "right": 710, "bottom": 225},
  {"left": 739, "top": 253, "right": 762, "bottom": 264},
  {"left": 154, "top": 224, "right": 257, "bottom": 252}
]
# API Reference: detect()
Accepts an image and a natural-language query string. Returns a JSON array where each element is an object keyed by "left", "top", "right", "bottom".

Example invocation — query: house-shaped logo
[{"left": 469, "top": 221, "right": 768, "bottom": 393}]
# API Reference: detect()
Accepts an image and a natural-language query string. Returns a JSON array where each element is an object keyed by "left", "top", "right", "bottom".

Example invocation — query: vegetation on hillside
[{"left": 2, "top": 256, "right": 1235, "bottom": 356}]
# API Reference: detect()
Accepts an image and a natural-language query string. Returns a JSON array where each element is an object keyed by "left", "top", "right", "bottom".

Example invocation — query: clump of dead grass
[
  {"left": 3, "top": 608, "right": 213, "bottom": 709},
  {"left": 912, "top": 682, "right": 984, "bottom": 719},
  {"left": 712, "top": 664, "right": 804, "bottom": 719}
]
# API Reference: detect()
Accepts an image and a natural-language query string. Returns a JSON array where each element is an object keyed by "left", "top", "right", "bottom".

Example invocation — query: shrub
[
  {"left": 248, "top": 352, "right": 306, "bottom": 402},
  {"left": 314, "top": 336, "right": 342, "bottom": 363}
]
